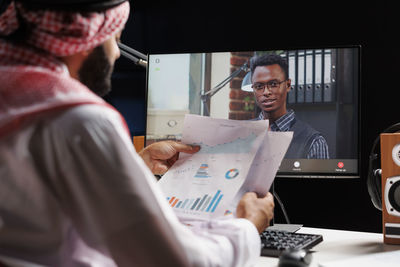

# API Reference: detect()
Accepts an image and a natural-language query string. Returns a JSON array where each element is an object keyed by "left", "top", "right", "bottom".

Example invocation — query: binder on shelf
[
  {"left": 296, "top": 51, "right": 305, "bottom": 103},
  {"left": 323, "top": 50, "right": 333, "bottom": 102},
  {"left": 314, "top": 50, "right": 323, "bottom": 102},
  {"left": 305, "top": 50, "right": 313, "bottom": 103},
  {"left": 287, "top": 52, "right": 296, "bottom": 104}
]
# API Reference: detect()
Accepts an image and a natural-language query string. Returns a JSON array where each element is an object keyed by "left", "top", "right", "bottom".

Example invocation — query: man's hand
[
  {"left": 236, "top": 192, "right": 274, "bottom": 233},
  {"left": 139, "top": 141, "right": 200, "bottom": 175}
]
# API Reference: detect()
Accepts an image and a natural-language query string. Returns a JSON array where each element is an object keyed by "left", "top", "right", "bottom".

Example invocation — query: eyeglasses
[{"left": 252, "top": 80, "right": 287, "bottom": 93}]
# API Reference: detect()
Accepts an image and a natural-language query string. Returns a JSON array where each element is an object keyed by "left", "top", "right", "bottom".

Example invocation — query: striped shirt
[{"left": 258, "top": 110, "right": 329, "bottom": 159}]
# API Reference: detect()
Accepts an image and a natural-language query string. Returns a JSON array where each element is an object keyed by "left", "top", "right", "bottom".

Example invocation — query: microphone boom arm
[{"left": 118, "top": 42, "right": 148, "bottom": 68}]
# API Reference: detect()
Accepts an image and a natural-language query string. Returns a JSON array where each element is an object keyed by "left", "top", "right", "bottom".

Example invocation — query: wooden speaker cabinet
[{"left": 380, "top": 133, "right": 400, "bottom": 244}]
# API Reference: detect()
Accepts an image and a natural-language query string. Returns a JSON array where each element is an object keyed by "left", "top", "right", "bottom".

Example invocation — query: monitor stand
[{"left": 267, "top": 223, "right": 303, "bottom": 233}]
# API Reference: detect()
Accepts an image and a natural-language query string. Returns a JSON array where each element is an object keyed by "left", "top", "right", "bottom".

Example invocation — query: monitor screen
[{"left": 145, "top": 46, "right": 360, "bottom": 178}]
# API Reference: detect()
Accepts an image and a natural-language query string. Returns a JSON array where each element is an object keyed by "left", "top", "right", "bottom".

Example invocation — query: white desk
[{"left": 256, "top": 227, "right": 400, "bottom": 267}]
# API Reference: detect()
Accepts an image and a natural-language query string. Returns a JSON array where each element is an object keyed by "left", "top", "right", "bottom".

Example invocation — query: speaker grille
[{"left": 385, "top": 176, "right": 400, "bottom": 216}]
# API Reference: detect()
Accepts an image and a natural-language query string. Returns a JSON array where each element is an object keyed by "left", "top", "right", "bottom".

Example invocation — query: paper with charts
[{"left": 158, "top": 114, "right": 293, "bottom": 221}]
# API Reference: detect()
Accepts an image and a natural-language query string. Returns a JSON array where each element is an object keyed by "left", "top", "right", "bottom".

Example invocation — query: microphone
[{"left": 118, "top": 42, "right": 147, "bottom": 68}]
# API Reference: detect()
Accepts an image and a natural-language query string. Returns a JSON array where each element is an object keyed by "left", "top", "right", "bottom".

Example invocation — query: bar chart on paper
[
  {"left": 166, "top": 190, "right": 223, "bottom": 214},
  {"left": 158, "top": 115, "right": 269, "bottom": 220},
  {"left": 194, "top": 164, "right": 211, "bottom": 178}
]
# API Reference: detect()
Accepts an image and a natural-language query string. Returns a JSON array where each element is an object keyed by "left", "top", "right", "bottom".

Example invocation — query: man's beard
[{"left": 78, "top": 45, "right": 114, "bottom": 97}]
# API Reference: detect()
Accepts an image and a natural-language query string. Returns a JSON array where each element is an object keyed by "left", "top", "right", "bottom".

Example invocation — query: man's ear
[
  {"left": 80, "top": 48, "right": 94, "bottom": 57},
  {"left": 286, "top": 79, "right": 291, "bottom": 92},
  {"left": 59, "top": 48, "right": 94, "bottom": 80}
]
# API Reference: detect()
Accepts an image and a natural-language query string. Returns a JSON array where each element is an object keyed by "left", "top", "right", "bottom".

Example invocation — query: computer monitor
[{"left": 145, "top": 46, "right": 360, "bottom": 179}]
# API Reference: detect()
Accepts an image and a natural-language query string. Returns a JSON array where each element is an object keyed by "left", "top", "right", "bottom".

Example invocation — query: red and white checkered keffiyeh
[
  {"left": 0, "top": 1, "right": 131, "bottom": 138},
  {"left": 0, "top": 1, "right": 130, "bottom": 56}
]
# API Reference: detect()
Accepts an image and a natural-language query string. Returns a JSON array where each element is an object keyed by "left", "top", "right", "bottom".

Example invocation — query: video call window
[{"left": 146, "top": 47, "right": 360, "bottom": 178}]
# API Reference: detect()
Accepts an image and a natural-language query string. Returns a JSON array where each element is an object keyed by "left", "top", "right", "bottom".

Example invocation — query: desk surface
[{"left": 256, "top": 227, "right": 400, "bottom": 267}]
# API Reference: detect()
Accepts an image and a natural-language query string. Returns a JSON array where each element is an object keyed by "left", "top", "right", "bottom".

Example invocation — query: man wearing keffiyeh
[{"left": 0, "top": 1, "right": 275, "bottom": 266}]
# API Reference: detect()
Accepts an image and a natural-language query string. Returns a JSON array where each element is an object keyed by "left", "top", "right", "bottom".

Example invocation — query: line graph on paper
[{"left": 158, "top": 115, "right": 268, "bottom": 219}]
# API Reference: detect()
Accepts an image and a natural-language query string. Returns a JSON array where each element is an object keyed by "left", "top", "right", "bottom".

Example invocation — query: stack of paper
[{"left": 158, "top": 114, "right": 292, "bottom": 221}]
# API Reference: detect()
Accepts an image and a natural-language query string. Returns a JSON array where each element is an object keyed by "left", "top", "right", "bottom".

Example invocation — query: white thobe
[{"left": 0, "top": 104, "right": 261, "bottom": 267}]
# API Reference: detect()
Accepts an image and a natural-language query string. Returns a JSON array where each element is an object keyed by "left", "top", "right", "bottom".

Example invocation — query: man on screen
[
  {"left": 0, "top": 1, "right": 274, "bottom": 266},
  {"left": 250, "top": 54, "right": 329, "bottom": 159}
]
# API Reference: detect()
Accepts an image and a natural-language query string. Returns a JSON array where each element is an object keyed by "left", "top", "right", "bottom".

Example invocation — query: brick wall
[{"left": 229, "top": 52, "right": 257, "bottom": 120}]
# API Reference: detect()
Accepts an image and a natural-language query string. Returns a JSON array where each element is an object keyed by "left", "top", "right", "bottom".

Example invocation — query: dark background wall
[{"left": 108, "top": 0, "right": 399, "bottom": 233}]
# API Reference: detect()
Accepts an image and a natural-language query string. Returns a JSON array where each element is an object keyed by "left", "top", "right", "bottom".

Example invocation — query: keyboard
[{"left": 260, "top": 229, "right": 323, "bottom": 257}]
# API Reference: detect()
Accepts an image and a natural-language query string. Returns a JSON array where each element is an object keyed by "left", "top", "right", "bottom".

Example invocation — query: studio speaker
[{"left": 380, "top": 133, "right": 400, "bottom": 244}]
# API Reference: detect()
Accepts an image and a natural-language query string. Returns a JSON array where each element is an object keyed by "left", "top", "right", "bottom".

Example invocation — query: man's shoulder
[
  {"left": 291, "top": 117, "right": 319, "bottom": 134},
  {"left": 49, "top": 104, "right": 122, "bottom": 134},
  {"left": 59, "top": 103, "right": 118, "bottom": 119}
]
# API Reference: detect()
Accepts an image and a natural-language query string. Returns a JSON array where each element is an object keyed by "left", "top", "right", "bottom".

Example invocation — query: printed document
[{"left": 158, "top": 114, "right": 292, "bottom": 221}]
